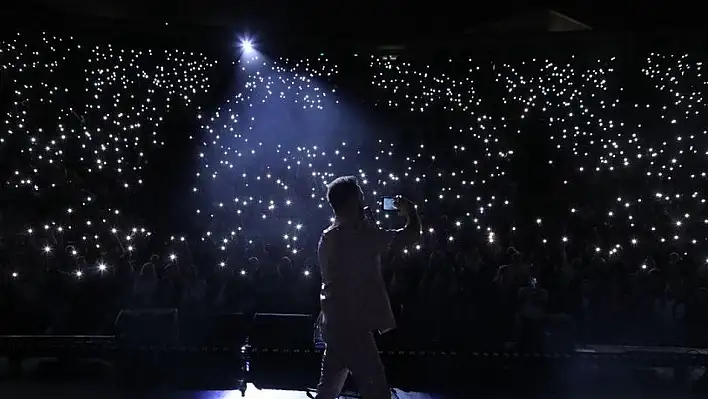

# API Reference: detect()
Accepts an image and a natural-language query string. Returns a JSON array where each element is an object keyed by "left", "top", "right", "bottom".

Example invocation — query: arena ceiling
[{"left": 0, "top": 0, "right": 698, "bottom": 39}]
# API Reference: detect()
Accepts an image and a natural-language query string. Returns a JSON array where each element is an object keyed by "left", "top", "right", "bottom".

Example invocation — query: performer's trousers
[{"left": 315, "top": 320, "right": 390, "bottom": 399}]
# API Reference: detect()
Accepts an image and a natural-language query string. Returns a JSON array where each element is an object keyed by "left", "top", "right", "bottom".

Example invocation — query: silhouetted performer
[{"left": 316, "top": 176, "right": 421, "bottom": 399}]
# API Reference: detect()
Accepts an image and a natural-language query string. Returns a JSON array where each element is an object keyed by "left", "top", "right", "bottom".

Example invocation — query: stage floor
[
  {"left": 0, "top": 357, "right": 448, "bottom": 398},
  {"left": 1, "top": 349, "right": 706, "bottom": 398},
  {"left": 0, "top": 382, "right": 702, "bottom": 399},
  {"left": 0, "top": 382, "right": 441, "bottom": 399}
]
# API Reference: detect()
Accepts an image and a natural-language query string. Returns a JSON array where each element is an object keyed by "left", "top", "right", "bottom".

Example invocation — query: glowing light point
[{"left": 241, "top": 39, "right": 254, "bottom": 52}]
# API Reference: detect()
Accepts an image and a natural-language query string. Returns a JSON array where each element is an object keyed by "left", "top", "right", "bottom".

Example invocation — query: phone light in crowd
[
  {"left": 240, "top": 269, "right": 246, "bottom": 276},
  {"left": 75, "top": 270, "right": 83, "bottom": 278},
  {"left": 219, "top": 261, "right": 226, "bottom": 268},
  {"left": 303, "top": 269, "right": 310, "bottom": 277},
  {"left": 169, "top": 254, "right": 177, "bottom": 261},
  {"left": 43, "top": 245, "right": 52, "bottom": 254},
  {"left": 12, "top": 272, "right": 18, "bottom": 278},
  {"left": 641, "top": 264, "right": 647, "bottom": 270},
  {"left": 98, "top": 263, "right": 107, "bottom": 272}
]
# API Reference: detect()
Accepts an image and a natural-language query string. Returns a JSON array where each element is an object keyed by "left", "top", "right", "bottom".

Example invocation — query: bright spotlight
[{"left": 240, "top": 39, "right": 254, "bottom": 52}]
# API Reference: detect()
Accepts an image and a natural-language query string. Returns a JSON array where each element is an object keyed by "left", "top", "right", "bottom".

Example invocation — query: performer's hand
[{"left": 394, "top": 195, "right": 415, "bottom": 217}]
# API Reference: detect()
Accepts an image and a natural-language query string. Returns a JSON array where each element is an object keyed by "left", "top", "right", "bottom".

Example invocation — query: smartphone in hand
[{"left": 381, "top": 196, "right": 398, "bottom": 212}]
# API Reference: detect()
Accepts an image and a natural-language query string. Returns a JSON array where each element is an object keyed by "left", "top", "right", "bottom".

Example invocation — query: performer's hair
[{"left": 326, "top": 175, "right": 359, "bottom": 214}]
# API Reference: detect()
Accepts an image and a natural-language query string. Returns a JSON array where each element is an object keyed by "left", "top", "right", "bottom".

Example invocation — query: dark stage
[{"left": 1, "top": 338, "right": 708, "bottom": 398}]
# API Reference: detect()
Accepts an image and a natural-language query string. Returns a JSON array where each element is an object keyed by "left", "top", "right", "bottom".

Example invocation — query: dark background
[{"left": 0, "top": 0, "right": 705, "bottom": 42}]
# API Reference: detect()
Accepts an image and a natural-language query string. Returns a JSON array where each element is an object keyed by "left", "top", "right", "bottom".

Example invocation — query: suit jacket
[{"left": 318, "top": 217, "right": 397, "bottom": 332}]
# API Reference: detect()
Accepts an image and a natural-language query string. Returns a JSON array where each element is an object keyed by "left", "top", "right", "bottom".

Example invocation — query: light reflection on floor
[
  {"left": 0, "top": 382, "right": 441, "bottom": 399},
  {"left": 194, "top": 384, "right": 439, "bottom": 398}
]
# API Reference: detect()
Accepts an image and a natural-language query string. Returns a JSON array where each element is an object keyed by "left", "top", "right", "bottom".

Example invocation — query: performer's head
[{"left": 326, "top": 175, "right": 365, "bottom": 220}]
